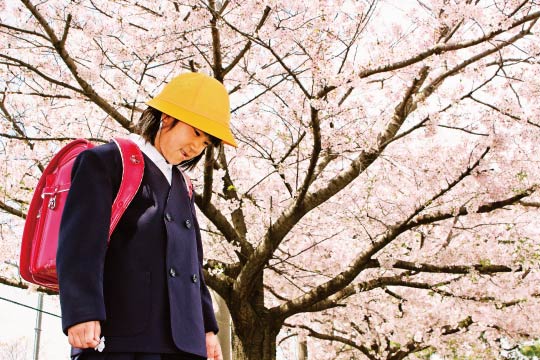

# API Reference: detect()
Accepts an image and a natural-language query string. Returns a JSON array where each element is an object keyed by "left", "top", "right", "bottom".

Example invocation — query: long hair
[{"left": 133, "top": 107, "right": 221, "bottom": 171}]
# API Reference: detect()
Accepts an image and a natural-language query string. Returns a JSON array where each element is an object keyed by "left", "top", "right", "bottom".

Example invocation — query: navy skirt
[{"left": 72, "top": 352, "right": 205, "bottom": 360}]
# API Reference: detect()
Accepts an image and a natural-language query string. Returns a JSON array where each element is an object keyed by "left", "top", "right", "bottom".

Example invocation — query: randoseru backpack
[{"left": 19, "top": 138, "right": 145, "bottom": 292}]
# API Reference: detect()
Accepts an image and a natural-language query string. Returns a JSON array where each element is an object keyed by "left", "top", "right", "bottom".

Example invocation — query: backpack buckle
[
  {"left": 48, "top": 196, "right": 56, "bottom": 210},
  {"left": 130, "top": 155, "right": 140, "bottom": 164}
]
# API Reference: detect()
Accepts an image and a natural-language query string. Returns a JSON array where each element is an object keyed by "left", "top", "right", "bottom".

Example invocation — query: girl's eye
[{"left": 195, "top": 129, "right": 210, "bottom": 146}]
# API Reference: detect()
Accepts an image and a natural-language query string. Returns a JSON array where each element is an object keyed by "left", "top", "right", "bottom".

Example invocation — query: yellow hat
[{"left": 146, "top": 72, "right": 237, "bottom": 147}]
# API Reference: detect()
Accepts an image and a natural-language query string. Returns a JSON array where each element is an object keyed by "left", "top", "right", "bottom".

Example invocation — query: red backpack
[{"left": 19, "top": 138, "right": 145, "bottom": 292}]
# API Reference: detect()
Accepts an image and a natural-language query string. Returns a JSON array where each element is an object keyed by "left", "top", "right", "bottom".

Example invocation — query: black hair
[{"left": 133, "top": 106, "right": 221, "bottom": 171}]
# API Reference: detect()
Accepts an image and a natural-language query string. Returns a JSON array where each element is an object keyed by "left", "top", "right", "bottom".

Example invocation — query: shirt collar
[{"left": 127, "top": 133, "right": 173, "bottom": 185}]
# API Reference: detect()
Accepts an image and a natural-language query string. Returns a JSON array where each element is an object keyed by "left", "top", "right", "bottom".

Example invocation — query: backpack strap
[{"left": 109, "top": 138, "right": 145, "bottom": 240}]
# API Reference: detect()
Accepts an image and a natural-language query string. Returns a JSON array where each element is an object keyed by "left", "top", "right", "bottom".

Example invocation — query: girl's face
[{"left": 155, "top": 114, "right": 211, "bottom": 165}]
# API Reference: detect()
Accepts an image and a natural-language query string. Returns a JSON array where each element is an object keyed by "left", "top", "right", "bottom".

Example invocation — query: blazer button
[
  {"left": 169, "top": 268, "right": 177, "bottom": 277},
  {"left": 164, "top": 213, "right": 173, "bottom": 222},
  {"left": 191, "top": 274, "right": 198, "bottom": 283},
  {"left": 185, "top": 219, "right": 192, "bottom": 229}
]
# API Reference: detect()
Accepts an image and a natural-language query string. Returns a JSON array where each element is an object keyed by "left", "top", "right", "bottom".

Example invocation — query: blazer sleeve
[
  {"left": 56, "top": 149, "right": 114, "bottom": 334},
  {"left": 190, "top": 196, "right": 219, "bottom": 334}
]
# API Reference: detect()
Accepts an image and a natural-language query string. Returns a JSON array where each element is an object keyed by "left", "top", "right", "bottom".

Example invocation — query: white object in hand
[{"left": 94, "top": 336, "right": 105, "bottom": 352}]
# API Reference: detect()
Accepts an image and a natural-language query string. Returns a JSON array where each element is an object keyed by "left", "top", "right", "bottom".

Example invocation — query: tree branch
[
  {"left": 0, "top": 92, "right": 45, "bottom": 172},
  {"left": 208, "top": 0, "right": 224, "bottom": 80},
  {"left": 205, "top": 259, "right": 241, "bottom": 279},
  {"left": 519, "top": 200, "right": 540, "bottom": 208},
  {"left": 0, "top": 54, "right": 83, "bottom": 95},
  {"left": 290, "top": 323, "right": 376, "bottom": 359},
  {"left": 0, "top": 22, "right": 50, "bottom": 40},
  {"left": 273, "top": 182, "right": 534, "bottom": 318},
  {"left": 358, "top": 10, "right": 540, "bottom": 79},
  {"left": 234, "top": 66, "right": 431, "bottom": 303},
  {"left": 0, "top": 133, "right": 106, "bottom": 143},
  {"left": 211, "top": 9, "right": 313, "bottom": 99},
  {"left": 420, "top": 22, "right": 536, "bottom": 100},
  {"left": 222, "top": 6, "right": 271, "bottom": 77},
  {"left": 195, "top": 192, "right": 252, "bottom": 259},
  {"left": 202, "top": 145, "right": 216, "bottom": 207},
  {"left": 20, "top": 0, "right": 131, "bottom": 130},
  {"left": 365, "top": 259, "right": 518, "bottom": 275},
  {"left": 202, "top": 268, "right": 233, "bottom": 304},
  {"left": 407, "top": 186, "right": 536, "bottom": 230},
  {"left": 0, "top": 199, "right": 26, "bottom": 219},
  {"left": 0, "top": 276, "right": 57, "bottom": 295},
  {"left": 295, "top": 107, "right": 321, "bottom": 205}
]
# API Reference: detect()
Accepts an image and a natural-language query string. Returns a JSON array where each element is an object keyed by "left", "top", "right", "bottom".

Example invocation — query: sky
[{"left": 0, "top": 283, "right": 69, "bottom": 359}]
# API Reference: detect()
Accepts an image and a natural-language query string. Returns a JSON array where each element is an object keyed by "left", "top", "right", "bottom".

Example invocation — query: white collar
[{"left": 127, "top": 133, "right": 173, "bottom": 185}]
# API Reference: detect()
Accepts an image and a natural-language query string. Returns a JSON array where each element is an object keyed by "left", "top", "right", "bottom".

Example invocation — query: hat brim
[{"left": 146, "top": 97, "right": 238, "bottom": 147}]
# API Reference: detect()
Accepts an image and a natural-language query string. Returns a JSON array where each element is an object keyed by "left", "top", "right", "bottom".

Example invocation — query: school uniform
[{"left": 56, "top": 135, "right": 218, "bottom": 360}]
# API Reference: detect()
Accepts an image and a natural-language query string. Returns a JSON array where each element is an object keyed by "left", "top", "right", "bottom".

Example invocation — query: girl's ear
[
  {"left": 161, "top": 114, "right": 173, "bottom": 128},
  {"left": 162, "top": 114, "right": 179, "bottom": 130}
]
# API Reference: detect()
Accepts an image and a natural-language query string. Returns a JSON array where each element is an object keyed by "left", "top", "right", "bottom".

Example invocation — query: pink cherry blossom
[{"left": 1, "top": 1, "right": 540, "bottom": 359}]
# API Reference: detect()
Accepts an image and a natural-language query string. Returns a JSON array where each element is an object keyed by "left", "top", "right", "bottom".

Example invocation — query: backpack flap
[
  {"left": 20, "top": 139, "right": 94, "bottom": 291},
  {"left": 20, "top": 138, "right": 144, "bottom": 292}
]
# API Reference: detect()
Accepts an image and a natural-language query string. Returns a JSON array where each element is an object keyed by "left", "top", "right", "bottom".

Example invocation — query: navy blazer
[{"left": 56, "top": 142, "right": 218, "bottom": 358}]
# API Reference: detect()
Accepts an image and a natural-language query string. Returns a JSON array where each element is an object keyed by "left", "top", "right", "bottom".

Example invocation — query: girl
[{"left": 57, "top": 72, "right": 236, "bottom": 360}]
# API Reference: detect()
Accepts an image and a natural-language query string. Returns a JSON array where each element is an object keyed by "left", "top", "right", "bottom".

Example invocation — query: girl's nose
[{"left": 189, "top": 139, "right": 207, "bottom": 156}]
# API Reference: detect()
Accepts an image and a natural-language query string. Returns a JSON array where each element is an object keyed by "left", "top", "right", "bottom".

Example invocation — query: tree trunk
[
  {"left": 231, "top": 321, "right": 281, "bottom": 360},
  {"left": 227, "top": 273, "right": 282, "bottom": 359}
]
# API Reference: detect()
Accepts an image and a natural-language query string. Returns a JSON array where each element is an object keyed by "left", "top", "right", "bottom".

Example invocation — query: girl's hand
[
  {"left": 206, "top": 332, "right": 223, "bottom": 360},
  {"left": 67, "top": 321, "right": 101, "bottom": 349}
]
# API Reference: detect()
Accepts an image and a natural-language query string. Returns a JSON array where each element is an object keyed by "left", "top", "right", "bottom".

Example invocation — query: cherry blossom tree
[
  {"left": 0, "top": 337, "right": 29, "bottom": 360},
  {"left": 1, "top": 1, "right": 540, "bottom": 359}
]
